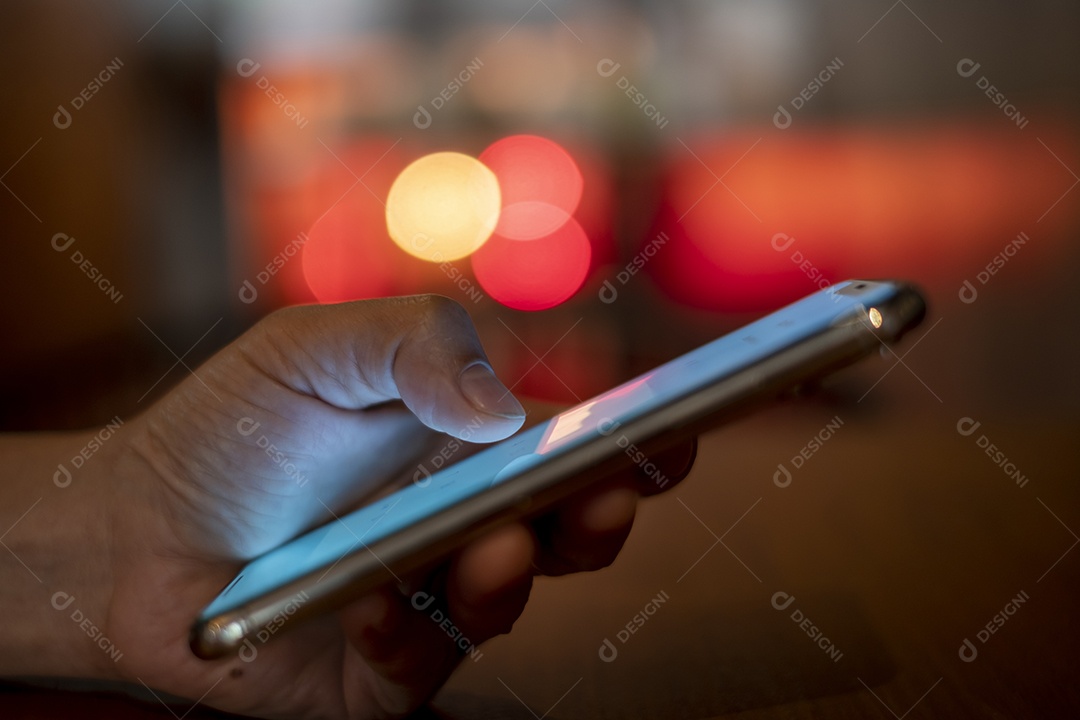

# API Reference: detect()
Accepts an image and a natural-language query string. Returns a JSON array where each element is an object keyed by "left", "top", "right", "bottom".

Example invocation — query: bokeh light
[
  {"left": 480, "top": 135, "right": 583, "bottom": 241},
  {"left": 386, "top": 152, "right": 501, "bottom": 262},
  {"left": 299, "top": 138, "right": 418, "bottom": 303},
  {"left": 649, "top": 124, "right": 1078, "bottom": 312},
  {"left": 303, "top": 198, "right": 401, "bottom": 303},
  {"left": 472, "top": 218, "right": 592, "bottom": 311}
]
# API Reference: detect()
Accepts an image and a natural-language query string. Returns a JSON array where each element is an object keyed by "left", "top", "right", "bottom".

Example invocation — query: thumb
[{"left": 239, "top": 295, "right": 526, "bottom": 442}]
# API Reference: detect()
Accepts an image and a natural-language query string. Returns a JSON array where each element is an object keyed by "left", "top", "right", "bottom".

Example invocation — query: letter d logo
[
  {"left": 413, "top": 105, "right": 432, "bottom": 130},
  {"left": 956, "top": 58, "right": 981, "bottom": 78},
  {"left": 956, "top": 417, "right": 981, "bottom": 437},
  {"left": 236, "top": 58, "right": 262, "bottom": 78},
  {"left": 54, "top": 463, "right": 72, "bottom": 488},
  {"left": 236, "top": 417, "right": 261, "bottom": 437},
  {"left": 958, "top": 638, "right": 978, "bottom": 662},
  {"left": 773, "top": 463, "right": 792, "bottom": 488},
  {"left": 413, "top": 464, "right": 432, "bottom": 488},
  {"left": 598, "top": 280, "right": 618, "bottom": 304},
  {"left": 596, "top": 59, "right": 621, "bottom": 78},
  {"left": 597, "top": 417, "right": 621, "bottom": 437},
  {"left": 411, "top": 232, "right": 434, "bottom": 252},
  {"left": 773, "top": 104, "right": 792, "bottom": 130},
  {"left": 51, "top": 233, "right": 75, "bottom": 252},
  {"left": 239, "top": 638, "right": 258, "bottom": 662},
  {"left": 598, "top": 638, "right": 618, "bottom": 662},
  {"left": 53, "top": 105, "right": 73, "bottom": 130},
  {"left": 958, "top": 279, "right": 978, "bottom": 304},
  {"left": 771, "top": 232, "right": 795, "bottom": 252},
  {"left": 411, "top": 591, "right": 436, "bottom": 611},
  {"left": 239, "top": 279, "right": 258, "bottom": 304},
  {"left": 771, "top": 591, "right": 795, "bottom": 611},
  {"left": 51, "top": 591, "right": 75, "bottom": 611}
]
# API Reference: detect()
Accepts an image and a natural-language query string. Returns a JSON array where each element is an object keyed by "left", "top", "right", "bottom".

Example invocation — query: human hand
[{"left": 65, "top": 296, "right": 695, "bottom": 718}]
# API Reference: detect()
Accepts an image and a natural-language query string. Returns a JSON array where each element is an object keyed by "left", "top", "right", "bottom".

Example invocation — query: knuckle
[
  {"left": 416, "top": 294, "right": 470, "bottom": 325},
  {"left": 403, "top": 294, "right": 473, "bottom": 343}
]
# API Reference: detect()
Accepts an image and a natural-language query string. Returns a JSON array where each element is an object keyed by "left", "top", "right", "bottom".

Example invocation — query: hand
[{"left": 47, "top": 296, "right": 695, "bottom": 718}]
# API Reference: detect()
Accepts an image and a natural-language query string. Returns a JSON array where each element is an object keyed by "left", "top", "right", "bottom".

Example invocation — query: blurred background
[
  {"left": 3, "top": 0, "right": 1077, "bottom": 431},
  {"left": 3, "top": 2, "right": 1080, "bottom": 718}
]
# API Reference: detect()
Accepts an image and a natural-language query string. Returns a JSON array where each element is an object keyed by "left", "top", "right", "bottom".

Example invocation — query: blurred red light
[
  {"left": 300, "top": 139, "right": 418, "bottom": 302},
  {"left": 472, "top": 218, "right": 592, "bottom": 311},
  {"left": 480, "top": 134, "right": 584, "bottom": 240},
  {"left": 302, "top": 196, "right": 402, "bottom": 303},
  {"left": 566, "top": 141, "right": 617, "bottom": 275},
  {"left": 652, "top": 123, "right": 1078, "bottom": 311},
  {"left": 646, "top": 210, "right": 816, "bottom": 312}
]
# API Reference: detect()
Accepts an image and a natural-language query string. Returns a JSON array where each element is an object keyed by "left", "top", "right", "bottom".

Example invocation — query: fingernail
[{"left": 459, "top": 362, "right": 526, "bottom": 419}]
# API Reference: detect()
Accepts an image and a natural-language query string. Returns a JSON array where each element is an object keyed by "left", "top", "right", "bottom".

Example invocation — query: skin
[{"left": 0, "top": 296, "right": 694, "bottom": 719}]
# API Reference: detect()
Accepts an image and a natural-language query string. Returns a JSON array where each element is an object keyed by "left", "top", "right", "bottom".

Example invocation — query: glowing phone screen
[{"left": 203, "top": 281, "right": 888, "bottom": 616}]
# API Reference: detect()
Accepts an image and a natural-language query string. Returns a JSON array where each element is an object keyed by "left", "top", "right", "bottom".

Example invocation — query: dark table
[{"left": 431, "top": 395, "right": 1080, "bottom": 718}]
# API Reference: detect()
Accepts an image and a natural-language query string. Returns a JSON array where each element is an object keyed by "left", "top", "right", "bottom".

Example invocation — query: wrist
[{"left": 0, "top": 429, "right": 124, "bottom": 680}]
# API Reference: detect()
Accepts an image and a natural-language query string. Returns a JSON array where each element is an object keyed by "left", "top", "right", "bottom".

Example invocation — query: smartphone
[{"left": 190, "top": 279, "right": 925, "bottom": 659}]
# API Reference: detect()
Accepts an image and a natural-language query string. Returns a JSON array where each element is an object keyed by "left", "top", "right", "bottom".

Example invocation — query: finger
[
  {"left": 341, "top": 587, "right": 460, "bottom": 716},
  {"left": 342, "top": 524, "right": 535, "bottom": 711},
  {"left": 445, "top": 523, "right": 535, "bottom": 644},
  {"left": 532, "top": 480, "right": 638, "bottom": 576},
  {"left": 241, "top": 295, "right": 525, "bottom": 442},
  {"left": 531, "top": 438, "right": 697, "bottom": 576},
  {"left": 629, "top": 437, "right": 698, "bottom": 497}
]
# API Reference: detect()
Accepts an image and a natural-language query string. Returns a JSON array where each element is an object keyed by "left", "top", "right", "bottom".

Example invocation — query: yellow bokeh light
[{"left": 386, "top": 152, "right": 501, "bottom": 262}]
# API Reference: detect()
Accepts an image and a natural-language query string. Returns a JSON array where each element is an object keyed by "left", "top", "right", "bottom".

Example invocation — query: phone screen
[{"left": 200, "top": 281, "right": 897, "bottom": 621}]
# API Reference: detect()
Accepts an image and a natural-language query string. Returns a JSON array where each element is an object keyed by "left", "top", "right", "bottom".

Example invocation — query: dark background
[{"left": 1, "top": 1, "right": 1077, "bottom": 717}]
